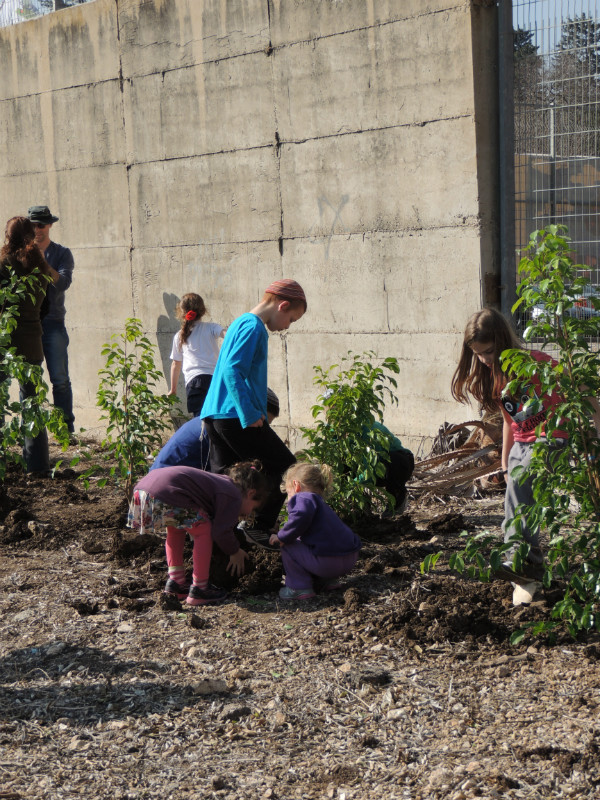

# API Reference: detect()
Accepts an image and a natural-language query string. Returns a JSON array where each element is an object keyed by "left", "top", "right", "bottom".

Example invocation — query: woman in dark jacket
[{"left": 1, "top": 216, "right": 52, "bottom": 473}]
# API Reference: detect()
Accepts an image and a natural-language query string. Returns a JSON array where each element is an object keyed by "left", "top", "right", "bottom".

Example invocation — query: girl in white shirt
[{"left": 168, "top": 293, "right": 226, "bottom": 415}]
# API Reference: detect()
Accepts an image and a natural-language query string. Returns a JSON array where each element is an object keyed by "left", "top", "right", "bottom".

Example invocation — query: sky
[{"left": 514, "top": 0, "right": 600, "bottom": 52}]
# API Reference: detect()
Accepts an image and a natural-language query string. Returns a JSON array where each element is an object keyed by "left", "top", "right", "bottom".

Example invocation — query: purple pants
[{"left": 280, "top": 541, "right": 360, "bottom": 589}]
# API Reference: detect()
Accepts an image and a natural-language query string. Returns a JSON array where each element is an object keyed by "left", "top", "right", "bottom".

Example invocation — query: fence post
[{"left": 498, "top": 0, "right": 517, "bottom": 317}]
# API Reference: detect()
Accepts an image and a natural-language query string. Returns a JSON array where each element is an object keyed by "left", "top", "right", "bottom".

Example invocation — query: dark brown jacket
[{"left": 0, "top": 256, "right": 48, "bottom": 363}]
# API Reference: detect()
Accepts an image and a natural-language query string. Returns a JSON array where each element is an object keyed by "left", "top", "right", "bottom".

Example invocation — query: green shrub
[
  {"left": 299, "top": 351, "right": 400, "bottom": 521},
  {"left": 423, "top": 225, "right": 600, "bottom": 641},
  {"left": 94, "top": 318, "right": 179, "bottom": 499}
]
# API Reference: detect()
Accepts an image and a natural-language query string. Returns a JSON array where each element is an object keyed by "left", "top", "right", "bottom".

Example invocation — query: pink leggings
[{"left": 165, "top": 521, "right": 213, "bottom": 584}]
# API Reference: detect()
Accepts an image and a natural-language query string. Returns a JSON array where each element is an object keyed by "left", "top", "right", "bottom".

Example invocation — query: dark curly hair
[{"left": 226, "top": 460, "right": 270, "bottom": 507}]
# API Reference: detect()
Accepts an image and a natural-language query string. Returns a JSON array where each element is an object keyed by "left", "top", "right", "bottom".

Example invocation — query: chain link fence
[
  {"left": 0, "top": 0, "right": 92, "bottom": 27},
  {"left": 513, "top": 0, "right": 600, "bottom": 340}
]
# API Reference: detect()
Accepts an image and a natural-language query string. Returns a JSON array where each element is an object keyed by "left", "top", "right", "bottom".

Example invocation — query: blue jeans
[
  {"left": 0, "top": 363, "right": 50, "bottom": 473},
  {"left": 20, "top": 375, "right": 50, "bottom": 473},
  {"left": 42, "top": 319, "right": 74, "bottom": 432},
  {"left": 502, "top": 437, "right": 566, "bottom": 566}
]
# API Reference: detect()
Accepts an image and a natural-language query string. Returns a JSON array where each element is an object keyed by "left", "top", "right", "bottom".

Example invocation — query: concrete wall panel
[
  {"left": 61, "top": 246, "right": 134, "bottom": 432},
  {"left": 51, "top": 165, "right": 131, "bottom": 249},
  {"left": 269, "top": 0, "right": 458, "bottom": 45},
  {"left": 274, "top": 13, "right": 473, "bottom": 141},
  {"left": 0, "top": 95, "right": 46, "bottom": 175},
  {"left": 1, "top": 82, "right": 124, "bottom": 174},
  {"left": 280, "top": 119, "right": 479, "bottom": 239},
  {"left": 285, "top": 330, "right": 467, "bottom": 453},
  {"left": 130, "top": 240, "right": 281, "bottom": 325},
  {"left": 129, "top": 149, "right": 280, "bottom": 247},
  {"left": 66, "top": 247, "right": 132, "bottom": 331},
  {"left": 118, "top": 0, "right": 269, "bottom": 78},
  {"left": 0, "top": 0, "right": 118, "bottom": 100},
  {"left": 124, "top": 52, "right": 275, "bottom": 162},
  {"left": 0, "top": 165, "right": 129, "bottom": 251},
  {"left": 280, "top": 228, "right": 482, "bottom": 336}
]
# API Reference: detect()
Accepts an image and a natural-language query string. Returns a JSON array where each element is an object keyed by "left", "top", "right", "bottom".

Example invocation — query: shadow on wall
[{"left": 157, "top": 292, "right": 180, "bottom": 392}]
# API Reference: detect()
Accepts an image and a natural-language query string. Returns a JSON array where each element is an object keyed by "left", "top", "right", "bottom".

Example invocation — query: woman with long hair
[{"left": 0, "top": 216, "right": 53, "bottom": 473}]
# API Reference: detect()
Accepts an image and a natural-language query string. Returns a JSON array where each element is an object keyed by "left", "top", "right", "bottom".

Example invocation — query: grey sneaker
[{"left": 279, "top": 586, "right": 316, "bottom": 601}]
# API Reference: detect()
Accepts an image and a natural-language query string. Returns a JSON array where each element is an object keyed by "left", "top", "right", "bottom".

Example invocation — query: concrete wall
[{"left": 0, "top": 0, "right": 500, "bottom": 450}]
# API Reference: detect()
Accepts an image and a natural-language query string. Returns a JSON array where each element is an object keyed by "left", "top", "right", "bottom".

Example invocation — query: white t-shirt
[{"left": 170, "top": 321, "right": 225, "bottom": 385}]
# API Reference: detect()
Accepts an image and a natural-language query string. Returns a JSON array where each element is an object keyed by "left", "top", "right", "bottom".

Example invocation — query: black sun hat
[{"left": 27, "top": 205, "right": 59, "bottom": 225}]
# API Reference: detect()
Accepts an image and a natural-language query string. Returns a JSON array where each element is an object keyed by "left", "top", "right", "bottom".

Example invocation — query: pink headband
[{"left": 264, "top": 279, "right": 307, "bottom": 308}]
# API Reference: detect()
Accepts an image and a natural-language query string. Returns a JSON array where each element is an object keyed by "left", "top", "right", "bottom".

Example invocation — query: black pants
[
  {"left": 378, "top": 450, "right": 415, "bottom": 506},
  {"left": 186, "top": 374, "right": 213, "bottom": 416},
  {"left": 203, "top": 417, "right": 296, "bottom": 530}
]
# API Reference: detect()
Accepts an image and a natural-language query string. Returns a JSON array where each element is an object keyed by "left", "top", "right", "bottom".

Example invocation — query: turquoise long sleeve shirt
[{"left": 200, "top": 312, "right": 268, "bottom": 428}]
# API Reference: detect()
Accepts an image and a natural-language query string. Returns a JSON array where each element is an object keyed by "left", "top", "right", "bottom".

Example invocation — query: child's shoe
[
  {"left": 164, "top": 578, "right": 191, "bottom": 600},
  {"left": 186, "top": 584, "right": 228, "bottom": 606},
  {"left": 279, "top": 586, "right": 316, "bottom": 601},
  {"left": 512, "top": 581, "right": 542, "bottom": 606},
  {"left": 242, "top": 527, "right": 280, "bottom": 551}
]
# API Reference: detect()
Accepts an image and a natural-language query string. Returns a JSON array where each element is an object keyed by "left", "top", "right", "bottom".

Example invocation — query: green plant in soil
[
  {"left": 422, "top": 225, "right": 600, "bottom": 641},
  {"left": 298, "top": 351, "right": 400, "bottom": 522},
  {"left": 93, "top": 318, "right": 179, "bottom": 499},
  {"left": 0, "top": 266, "right": 69, "bottom": 482}
]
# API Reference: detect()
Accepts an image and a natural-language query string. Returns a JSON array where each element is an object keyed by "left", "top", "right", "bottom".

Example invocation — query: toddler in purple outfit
[{"left": 269, "top": 462, "right": 361, "bottom": 601}]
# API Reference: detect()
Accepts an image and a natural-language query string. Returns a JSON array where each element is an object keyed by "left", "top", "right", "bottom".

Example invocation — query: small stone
[
  {"left": 229, "top": 667, "right": 250, "bottom": 679},
  {"left": 220, "top": 703, "right": 251, "bottom": 721},
  {"left": 193, "top": 678, "right": 228, "bottom": 695},
  {"left": 116, "top": 622, "right": 133, "bottom": 633},
  {"left": 46, "top": 642, "right": 66, "bottom": 656},
  {"left": 13, "top": 609, "right": 34, "bottom": 622},
  {"left": 107, "top": 720, "right": 128, "bottom": 730}
]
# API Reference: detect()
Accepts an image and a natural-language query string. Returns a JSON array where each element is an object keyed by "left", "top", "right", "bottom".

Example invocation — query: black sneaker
[
  {"left": 242, "top": 528, "right": 279, "bottom": 551},
  {"left": 164, "top": 578, "right": 191, "bottom": 600},
  {"left": 495, "top": 561, "right": 545, "bottom": 586},
  {"left": 186, "top": 584, "right": 228, "bottom": 607}
]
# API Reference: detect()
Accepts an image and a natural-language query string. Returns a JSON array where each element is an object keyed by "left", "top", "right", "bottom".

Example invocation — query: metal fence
[
  {"left": 512, "top": 0, "right": 600, "bottom": 339},
  {"left": 0, "top": 0, "right": 92, "bottom": 27}
]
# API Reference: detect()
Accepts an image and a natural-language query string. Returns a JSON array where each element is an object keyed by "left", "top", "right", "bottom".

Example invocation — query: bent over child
[
  {"left": 128, "top": 462, "right": 269, "bottom": 606},
  {"left": 269, "top": 462, "right": 361, "bottom": 601}
]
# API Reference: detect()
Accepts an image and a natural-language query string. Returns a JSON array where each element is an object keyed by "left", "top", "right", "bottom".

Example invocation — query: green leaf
[{"left": 510, "top": 629, "right": 527, "bottom": 645}]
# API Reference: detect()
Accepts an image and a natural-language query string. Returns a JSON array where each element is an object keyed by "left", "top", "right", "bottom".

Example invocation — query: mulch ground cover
[{"left": 0, "top": 439, "right": 599, "bottom": 799}]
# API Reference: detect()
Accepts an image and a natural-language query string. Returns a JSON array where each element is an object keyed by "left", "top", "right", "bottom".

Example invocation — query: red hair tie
[{"left": 185, "top": 310, "right": 197, "bottom": 321}]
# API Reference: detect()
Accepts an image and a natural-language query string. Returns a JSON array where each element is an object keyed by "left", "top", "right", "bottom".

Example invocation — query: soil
[{"left": 1, "top": 439, "right": 599, "bottom": 799}]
